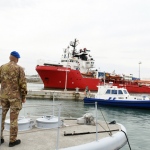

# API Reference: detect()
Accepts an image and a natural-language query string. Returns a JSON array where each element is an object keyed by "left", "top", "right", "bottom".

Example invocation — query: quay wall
[{"left": 26, "top": 90, "right": 95, "bottom": 100}]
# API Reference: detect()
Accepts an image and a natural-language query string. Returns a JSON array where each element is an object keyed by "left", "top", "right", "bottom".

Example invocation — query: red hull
[
  {"left": 36, "top": 65, "right": 150, "bottom": 93},
  {"left": 116, "top": 84, "right": 150, "bottom": 93},
  {"left": 36, "top": 65, "right": 101, "bottom": 91}
]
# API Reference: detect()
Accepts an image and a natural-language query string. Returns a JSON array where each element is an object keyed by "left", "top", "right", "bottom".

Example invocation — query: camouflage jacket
[{"left": 0, "top": 61, "right": 27, "bottom": 100}]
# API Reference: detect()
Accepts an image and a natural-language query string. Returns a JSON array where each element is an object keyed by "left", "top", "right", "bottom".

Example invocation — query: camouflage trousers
[{"left": 1, "top": 98, "right": 22, "bottom": 142}]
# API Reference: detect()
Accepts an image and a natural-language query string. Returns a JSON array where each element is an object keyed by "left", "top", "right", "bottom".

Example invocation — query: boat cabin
[
  {"left": 96, "top": 85, "right": 129, "bottom": 97},
  {"left": 95, "top": 84, "right": 149, "bottom": 100},
  {"left": 105, "top": 88, "right": 128, "bottom": 95}
]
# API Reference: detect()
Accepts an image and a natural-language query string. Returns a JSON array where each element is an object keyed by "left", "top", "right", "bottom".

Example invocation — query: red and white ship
[{"left": 36, "top": 39, "right": 150, "bottom": 93}]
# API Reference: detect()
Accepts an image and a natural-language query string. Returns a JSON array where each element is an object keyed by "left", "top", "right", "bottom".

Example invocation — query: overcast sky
[{"left": 0, "top": 0, "right": 150, "bottom": 79}]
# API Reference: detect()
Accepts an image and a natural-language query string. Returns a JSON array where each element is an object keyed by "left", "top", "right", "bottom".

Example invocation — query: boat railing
[
  {"left": 98, "top": 82, "right": 114, "bottom": 87},
  {"left": 1, "top": 101, "right": 113, "bottom": 149},
  {"left": 1, "top": 103, "right": 62, "bottom": 149},
  {"left": 22, "top": 102, "right": 101, "bottom": 149}
]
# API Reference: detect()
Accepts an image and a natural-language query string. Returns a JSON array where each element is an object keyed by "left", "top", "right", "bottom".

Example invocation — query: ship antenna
[{"left": 70, "top": 39, "right": 79, "bottom": 51}]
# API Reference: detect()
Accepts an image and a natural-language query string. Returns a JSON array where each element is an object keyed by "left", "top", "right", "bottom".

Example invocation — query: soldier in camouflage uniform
[{"left": 0, "top": 51, "right": 27, "bottom": 147}]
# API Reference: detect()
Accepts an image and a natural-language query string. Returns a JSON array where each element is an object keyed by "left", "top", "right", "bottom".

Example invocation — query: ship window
[
  {"left": 123, "top": 90, "right": 128, "bottom": 94},
  {"left": 112, "top": 90, "right": 117, "bottom": 94},
  {"left": 106, "top": 89, "right": 111, "bottom": 94},
  {"left": 118, "top": 90, "right": 123, "bottom": 94}
]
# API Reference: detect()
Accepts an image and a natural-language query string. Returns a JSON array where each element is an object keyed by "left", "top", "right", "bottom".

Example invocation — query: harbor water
[{"left": 24, "top": 83, "right": 150, "bottom": 150}]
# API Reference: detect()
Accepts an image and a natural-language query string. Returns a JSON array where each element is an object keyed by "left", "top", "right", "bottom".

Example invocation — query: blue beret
[{"left": 10, "top": 51, "right": 20, "bottom": 58}]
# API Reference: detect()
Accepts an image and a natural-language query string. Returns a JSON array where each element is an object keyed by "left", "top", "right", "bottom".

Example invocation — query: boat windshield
[
  {"left": 112, "top": 90, "right": 117, "bottom": 94},
  {"left": 118, "top": 90, "right": 123, "bottom": 94},
  {"left": 105, "top": 89, "right": 124, "bottom": 95},
  {"left": 106, "top": 89, "right": 111, "bottom": 94},
  {"left": 123, "top": 90, "right": 128, "bottom": 94}
]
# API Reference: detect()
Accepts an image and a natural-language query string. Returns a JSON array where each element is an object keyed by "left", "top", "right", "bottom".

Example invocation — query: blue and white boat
[{"left": 84, "top": 83, "right": 150, "bottom": 109}]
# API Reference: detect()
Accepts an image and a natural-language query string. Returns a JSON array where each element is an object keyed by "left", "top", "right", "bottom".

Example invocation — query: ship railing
[{"left": 1, "top": 101, "right": 110, "bottom": 149}]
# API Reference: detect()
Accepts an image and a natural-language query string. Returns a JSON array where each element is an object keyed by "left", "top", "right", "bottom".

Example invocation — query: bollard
[
  {"left": 75, "top": 87, "right": 79, "bottom": 93},
  {"left": 0, "top": 106, "right": 2, "bottom": 145}
]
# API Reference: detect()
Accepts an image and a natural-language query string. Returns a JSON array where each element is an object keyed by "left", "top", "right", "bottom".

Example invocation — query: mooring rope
[
  {"left": 121, "top": 129, "right": 132, "bottom": 150},
  {"left": 99, "top": 106, "right": 112, "bottom": 136}
]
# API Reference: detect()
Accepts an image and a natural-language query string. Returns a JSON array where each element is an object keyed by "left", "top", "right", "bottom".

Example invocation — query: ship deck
[{"left": 1, "top": 119, "right": 123, "bottom": 150}]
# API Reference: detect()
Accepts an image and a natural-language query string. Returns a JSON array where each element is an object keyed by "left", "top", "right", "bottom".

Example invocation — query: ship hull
[
  {"left": 114, "top": 84, "right": 150, "bottom": 93},
  {"left": 36, "top": 65, "right": 101, "bottom": 91},
  {"left": 36, "top": 65, "right": 150, "bottom": 93}
]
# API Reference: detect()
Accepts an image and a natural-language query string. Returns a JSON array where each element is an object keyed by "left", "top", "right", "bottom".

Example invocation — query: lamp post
[{"left": 139, "top": 61, "right": 142, "bottom": 79}]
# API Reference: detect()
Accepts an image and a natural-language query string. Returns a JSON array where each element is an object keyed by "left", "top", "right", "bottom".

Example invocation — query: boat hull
[
  {"left": 60, "top": 123, "right": 127, "bottom": 150},
  {"left": 84, "top": 98, "right": 150, "bottom": 109}
]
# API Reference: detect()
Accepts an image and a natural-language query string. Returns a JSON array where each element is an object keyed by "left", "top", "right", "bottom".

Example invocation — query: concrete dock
[{"left": 26, "top": 89, "right": 95, "bottom": 100}]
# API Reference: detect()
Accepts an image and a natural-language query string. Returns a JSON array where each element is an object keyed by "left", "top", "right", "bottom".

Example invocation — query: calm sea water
[{"left": 25, "top": 83, "right": 150, "bottom": 150}]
